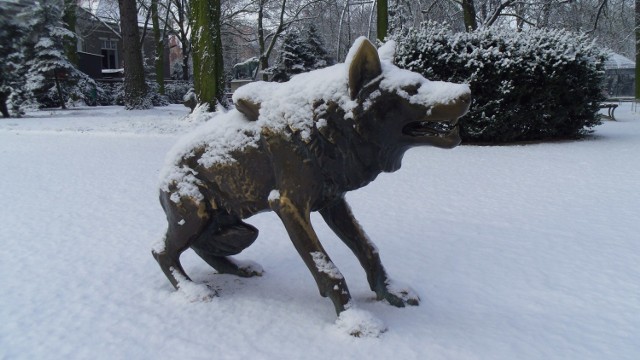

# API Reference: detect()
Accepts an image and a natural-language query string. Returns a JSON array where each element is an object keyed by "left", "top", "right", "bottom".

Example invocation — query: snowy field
[{"left": 1, "top": 103, "right": 638, "bottom": 359}]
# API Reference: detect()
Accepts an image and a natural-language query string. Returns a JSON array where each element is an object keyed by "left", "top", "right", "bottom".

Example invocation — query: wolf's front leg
[
  {"left": 269, "top": 193, "right": 352, "bottom": 315},
  {"left": 320, "top": 197, "right": 419, "bottom": 307}
]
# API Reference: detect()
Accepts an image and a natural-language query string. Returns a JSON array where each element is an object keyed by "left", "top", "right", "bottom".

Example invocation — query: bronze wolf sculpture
[{"left": 153, "top": 38, "right": 470, "bottom": 317}]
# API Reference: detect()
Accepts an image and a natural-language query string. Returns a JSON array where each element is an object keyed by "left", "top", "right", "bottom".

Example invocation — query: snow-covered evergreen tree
[
  {"left": 1, "top": 0, "right": 29, "bottom": 117},
  {"left": 271, "top": 25, "right": 333, "bottom": 82},
  {"left": 303, "top": 24, "right": 333, "bottom": 70},
  {"left": 271, "top": 29, "right": 307, "bottom": 82},
  {"left": 22, "top": 0, "right": 104, "bottom": 109}
]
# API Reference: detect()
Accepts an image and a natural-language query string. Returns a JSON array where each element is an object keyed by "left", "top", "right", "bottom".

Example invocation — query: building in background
[
  {"left": 603, "top": 52, "right": 635, "bottom": 98},
  {"left": 76, "top": 0, "right": 171, "bottom": 80}
]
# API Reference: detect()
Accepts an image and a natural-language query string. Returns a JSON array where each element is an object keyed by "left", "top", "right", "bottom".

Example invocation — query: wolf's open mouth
[{"left": 403, "top": 120, "right": 458, "bottom": 137}]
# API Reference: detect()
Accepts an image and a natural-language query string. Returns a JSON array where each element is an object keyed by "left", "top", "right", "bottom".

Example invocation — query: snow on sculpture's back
[{"left": 153, "top": 37, "right": 471, "bottom": 336}]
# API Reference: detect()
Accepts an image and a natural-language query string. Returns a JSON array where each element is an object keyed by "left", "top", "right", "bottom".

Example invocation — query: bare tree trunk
[
  {"left": 337, "top": 0, "right": 349, "bottom": 60},
  {"left": 539, "top": 0, "right": 552, "bottom": 28},
  {"left": 171, "top": 0, "right": 191, "bottom": 80},
  {"left": 636, "top": 0, "right": 639, "bottom": 100},
  {"left": 462, "top": 0, "right": 477, "bottom": 31},
  {"left": 190, "top": 0, "right": 225, "bottom": 110},
  {"left": 0, "top": 93, "right": 9, "bottom": 118},
  {"left": 53, "top": 70, "right": 66, "bottom": 109},
  {"left": 368, "top": 0, "right": 376, "bottom": 39},
  {"left": 257, "top": 0, "right": 267, "bottom": 80},
  {"left": 151, "top": 0, "right": 164, "bottom": 94},
  {"left": 377, "top": 0, "right": 387, "bottom": 41},
  {"left": 256, "top": 0, "right": 287, "bottom": 81},
  {"left": 515, "top": 1, "right": 525, "bottom": 31},
  {"left": 118, "top": 0, "right": 150, "bottom": 109}
]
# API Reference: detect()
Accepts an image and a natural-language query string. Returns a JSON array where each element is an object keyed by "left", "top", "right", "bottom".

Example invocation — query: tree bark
[
  {"left": 170, "top": 0, "right": 191, "bottom": 80},
  {"left": 636, "top": 0, "right": 639, "bottom": 100},
  {"left": 53, "top": 71, "right": 67, "bottom": 109},
  {"left": 377, "top": 0, "right": 388, "bottom": 41},
  {"left": 118, "top": 0, "right": 150, "bottom": 109},
  {"left": 257, "top": 0, "right": 287, "bottom": 81},
  {"left": 190, "top": 0, "right": 225, "bottom": 110},
  {"left": 151, "top": 0, "right": 164, "bottom": 94},
  {"left": 257, "top": 0, "right": 267, "bottom": 80},
  {"left": 462, "top": 0, "right": 477, "bottom": 31},
  {"left": 539, "top": 0, "right": 552, "bottom": 28},
  {"left": 0, "top": 91, "right": 10, "bottom": 118}
]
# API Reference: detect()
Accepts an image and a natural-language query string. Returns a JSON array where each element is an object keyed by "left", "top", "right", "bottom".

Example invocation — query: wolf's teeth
[
  {"left": 404, "top": 120, "right": 457, "bottom": 137},
  {"left": 430, "top": 122, "right": 453, "bottom": 133}
]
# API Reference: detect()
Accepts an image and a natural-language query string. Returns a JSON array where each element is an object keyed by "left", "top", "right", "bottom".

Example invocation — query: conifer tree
[
  {"left": 62, "top": 0, "right": 78, "bottom": 66},
  {"left": 0, "top": 1, "right": 27, "bottom": 117},
  {"left": 304, "top": 24, "right": 332, "bottom": 70},
  {"left": 272, "top": 25, "right": 332, "bottom": 82},
  {"left": 271, "top": 29, "right": 306, "bottom": 82},
  {"left": 22, "top": 0, "right": 77, "bottom": 109},
  {"left": 20, "top": 0, "right": 103, "bottom": 109}
]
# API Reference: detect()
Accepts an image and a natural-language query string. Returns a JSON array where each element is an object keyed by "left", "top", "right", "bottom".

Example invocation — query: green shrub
[
  {"left": 164, "top": 81, "right": 193, "bottom": 104},
  {"left": 393, "top": 24, "right": 607, "bottom": 143},
  {"left": 98, "top": 80, "right": 185, "bottom": 107}
]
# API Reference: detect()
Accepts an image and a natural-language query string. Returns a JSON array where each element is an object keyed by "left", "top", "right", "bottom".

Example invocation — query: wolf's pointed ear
[{"left": 348, "top": 39, "right": 382, "bottom": 100}]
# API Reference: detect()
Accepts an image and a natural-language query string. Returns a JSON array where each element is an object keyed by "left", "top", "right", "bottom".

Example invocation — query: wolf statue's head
[
  {"left": 346, "top": 38, "right": 470, "bottom": 171},
  {"left": 233, "top": 37, "right": 470, "bottom": 174},
  {"left": 350, "top": 38, "right": 471, "bottom": 147}
]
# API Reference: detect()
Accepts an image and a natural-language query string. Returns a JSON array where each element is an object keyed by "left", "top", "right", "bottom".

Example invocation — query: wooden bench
[{"left": 599, "top": 103, "right": 618, "bottom": 121}]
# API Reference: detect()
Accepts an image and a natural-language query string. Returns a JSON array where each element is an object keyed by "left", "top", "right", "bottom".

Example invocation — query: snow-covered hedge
[
  {"left": 99, "top": 80, "right": 178, "bottom": 107},
  {"left": 164, "top": 81, "right": 193, "bottom": 104},
  {"left": 393, "top": 24, "right": 607, "bottom": 143},
  {"left": 32, "top": 76, "right": 111, "bottom": 108}
]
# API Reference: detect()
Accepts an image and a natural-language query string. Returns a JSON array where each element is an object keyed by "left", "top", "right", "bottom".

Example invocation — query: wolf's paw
[
  {"left": 334, "top": 307, "right": 387, "bottom": 338},
  {"left": 171, "top": 269, "right": 217, "bottom": 302},
  {"left": 174, "top": 281, "right": 217, "bottom": 303},
  {"left": 378, "top": 279, "right": 420, "bottom": 307},
  {"left": 229, "top": 258, "right": 264, "bottom": 277}
]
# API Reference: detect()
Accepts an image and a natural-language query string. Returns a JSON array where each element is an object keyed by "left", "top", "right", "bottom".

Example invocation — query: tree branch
[
  {"left": 586, "top": 0, "right": 608, "bottom": 35},
  {"left": 485, "top": 0, "right": 518, "bottom": 27},
  {"left": 499, "top": 12, "right": 536, "bottom": 27}
]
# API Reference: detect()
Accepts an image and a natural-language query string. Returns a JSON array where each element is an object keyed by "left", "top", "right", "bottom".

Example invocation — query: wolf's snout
[{"left": 431, "top": 92, "right": 471, "bottom": 120}]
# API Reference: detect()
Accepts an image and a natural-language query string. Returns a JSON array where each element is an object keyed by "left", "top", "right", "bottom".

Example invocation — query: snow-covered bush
[
  {"left": 99, "top": 80, "right": 171, "bottom": 107},
  {"left": 164, "top": 81, "right": 193, "bottom": 104},
  {"left": 393, "top": 24, "right": 607, "bottom": 143},
  {"left": 32, "top": 75, "right": 110, "bottom": 108},
  {"left": 146, "top": 81, "right": 170, "bottom": 106}
]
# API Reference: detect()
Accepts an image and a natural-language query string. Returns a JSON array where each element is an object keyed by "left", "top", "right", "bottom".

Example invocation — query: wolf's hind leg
[
  {"left": 192, "top": 253, "right": 263, "bottom": 278},
  {"left": 191, "top": 213, "right": 262, "bottom": 277},
  {"left": 153, "top": 191, "right": 211, "bottom": 290}
]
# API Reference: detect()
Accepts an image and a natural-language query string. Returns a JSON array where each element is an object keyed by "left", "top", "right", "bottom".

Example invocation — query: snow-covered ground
[{"left": 1, "top": 104, "right": 638, "bottom": 359}]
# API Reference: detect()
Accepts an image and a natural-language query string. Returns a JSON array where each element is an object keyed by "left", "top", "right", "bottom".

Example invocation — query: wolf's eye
[{"left": 404, "top": 85, "right": 419, "bottom": 96}]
